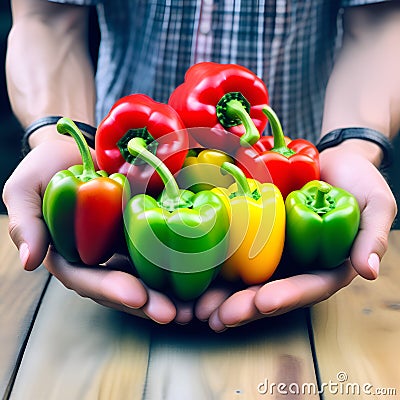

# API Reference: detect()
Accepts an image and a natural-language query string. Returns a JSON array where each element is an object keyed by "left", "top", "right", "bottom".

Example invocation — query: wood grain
[
  {"left": 0, "top": 215, "right": 49, "bottom": 398},
  {"left": 311, "top": 231, "right": 400, "bottom": 400},
  {"left": 9, "top": 278, "right": 151, "bottom": 400},
  {"left": 9, "top": 277, "right": 318, "bottom": 400},
  {"left": 145, "top": 309, "right": 318, "bottom": 400}
]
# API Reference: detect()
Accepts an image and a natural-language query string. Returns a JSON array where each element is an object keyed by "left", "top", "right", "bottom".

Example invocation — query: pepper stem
[
  {"left": 262, "top": 105, "right": 296, "bottom": 158},
  {"left": 127, "top": 137, "right": 184, "bottom": 206},
  {"left": 56, "top": 117, "right": 98, "bottom": 181},
  {"left": 309, "top": 181, "right": 333, "bottom": 214},
  {"left": 216, "top": 92, "right": 260, "bottom": 147},
  {"left": 221, "top": 162, "right": 253, "bottom": 198}
]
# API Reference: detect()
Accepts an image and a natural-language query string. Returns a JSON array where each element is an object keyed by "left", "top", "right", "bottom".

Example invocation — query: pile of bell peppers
[{"left": 42, "top": 62, "right": 361, "bottom": 301}]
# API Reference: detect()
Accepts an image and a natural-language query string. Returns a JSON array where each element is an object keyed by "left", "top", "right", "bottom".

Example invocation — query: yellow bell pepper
[
  {"left": 176, "top": 148, "right": 234, "bottom": 192},
  {"left": 212, "top": 162, "right": 285, "bottom": 285}
]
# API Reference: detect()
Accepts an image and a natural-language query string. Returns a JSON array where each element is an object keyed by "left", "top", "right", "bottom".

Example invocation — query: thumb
[
  {"left": 350, "top": 186, "right": 397, "bottom": 280},
  {"left": 2, "top": 163, "right": 50, "bottom": 271},
  {"left": 2, "top": 139, "right": 85, "bottom": 270}
]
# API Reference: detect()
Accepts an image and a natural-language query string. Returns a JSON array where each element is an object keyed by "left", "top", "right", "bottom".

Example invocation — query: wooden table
[{"left": 1, "top": 214, "right": 399, "bottom": 400}]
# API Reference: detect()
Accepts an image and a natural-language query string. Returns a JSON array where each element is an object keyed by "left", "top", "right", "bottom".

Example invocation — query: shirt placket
[{"left": 194, "top": 0, "right": 214, "bottom": 63}]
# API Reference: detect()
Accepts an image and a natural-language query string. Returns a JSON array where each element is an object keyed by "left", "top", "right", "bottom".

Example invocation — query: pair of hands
[{"left": 3, "top": 138, "right": 397, "bottom": 332}]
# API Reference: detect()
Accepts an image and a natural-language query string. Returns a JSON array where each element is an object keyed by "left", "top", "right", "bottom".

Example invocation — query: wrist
[
  {"left": 29, "top": 125, "right": 72, "bottom": 149},
  {"left": 321, "top": 139, "right": 383, "bottom": 167},
  {"left": 22, "top": 116, "right": 96, "bottom": 155},
  {"left": 316, "top": 127, "right": 393, "bottom": 169}
]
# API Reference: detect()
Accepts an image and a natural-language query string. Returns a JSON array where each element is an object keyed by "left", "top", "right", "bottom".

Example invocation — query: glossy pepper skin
[
  {"left": 212, "top": 162, "right": 285, "bottom": 285},
  {"left": 124, "top": 138, "right": 230, "bottom": 301},
  {"left": 176, "top": 148, "right": 235, "bottom": 192},
  {"left": 168, "top": 62, "right": 269, "bottom": 152},
  {"left": 43, "top": 118, "right": 129, "bottom": 265},
  {"left": 96, "top": 93, "right": 189, "bottom": 196},
  {"left": 285, "top": 180, "right": 360, "bottom": 269},
  {"left": 236, "top": 105, "right": 320, "bottom": 198}
]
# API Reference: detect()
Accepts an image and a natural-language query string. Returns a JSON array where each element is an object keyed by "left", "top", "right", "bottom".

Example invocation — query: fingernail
[
  {"left": 19, "top": 242, "right": 30, "bottom": 269},
  {"left": 225, "top": 321, "right": 242, "bottom": 328},
  {"left": 175, "top": 320, "right": 190, "bottom": 326},
  {"left": 368, "top": 253, "right": 380, "bottom": 277},
  {"left": 262, "top": 307, "right": 279, "bottom": 316},
  {"left": 121, "top": 302, "right": 141, "bottom": 310}
]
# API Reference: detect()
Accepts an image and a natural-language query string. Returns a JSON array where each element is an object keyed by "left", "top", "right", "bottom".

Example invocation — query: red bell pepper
[
  {"left": 96, "top": 94, "right": 189, "bottom": 195},
  {"left": 236, "top": 105, "right": 320, "bottom": 198},
  {"left": 168, "top": 62, "right": 269, "bottom": 152}
]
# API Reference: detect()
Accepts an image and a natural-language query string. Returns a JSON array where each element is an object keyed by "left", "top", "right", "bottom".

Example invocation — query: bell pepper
[
  {"left": 211, "top": 162, "right": 285, "bottom": 285},
  {"left": 176, "top": 148, "right": 235, "bottom": 192},
  {"left": 123, "top": 138, "right": 230, "bottom": 301},
  {"left": 95, "top": 93, "right": 189, "bottom": 196},
  {"left": 43, "top": 118, "right": 129, "bottom": 265},
  {"left": 236, "top": 105, "right": 320, "bottom": 198},
  {"left": 168, "top": 62, "right": 269, "bottom": 152},
  {"left": 285, "top": 180, "right": 360, "bottom": 269}
]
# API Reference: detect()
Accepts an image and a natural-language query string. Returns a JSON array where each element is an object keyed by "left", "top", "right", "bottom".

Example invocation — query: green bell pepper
[
  {"left": 285, "top": 180, "right": 360, "bottom": 269},
  {"left": 124, "top": 138, "right": 230, "bottom": 301}
]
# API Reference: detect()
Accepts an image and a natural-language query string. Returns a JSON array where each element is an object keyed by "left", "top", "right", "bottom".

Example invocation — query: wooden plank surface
[
  {"left": 7, "top": 263, "right": 318, "bottom": 399},
  {"left": 311, "top": 231, "right": 400, "bottom": 400},
  {"left": 0, "top": 215, "right": 49, "bottom": 398},
  {"left": 145, "top": 309, "right": 318, "bottom": 400},
  {"left": 9, "top": 278, "right": 151, "bottom": 400}
]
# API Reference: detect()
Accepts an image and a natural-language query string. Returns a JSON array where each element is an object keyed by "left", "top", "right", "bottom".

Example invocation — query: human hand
[
  {"left": 2, "top": 139, "right": 192, "bottom": 324},
  {"left": 195, "top": 262, "right": 357, "bottom": 332},
  {"left": 195, "top": 143, "right": 397, "bottom": 332},
  {"left": 44, "top": 248, "right": 194, "bottom": 324},
  {"left": 318, "top": 142, "right": 397, "bottom": 279},
  {"left": 3, "top": 138, "right": 82, "bottom": 270}
]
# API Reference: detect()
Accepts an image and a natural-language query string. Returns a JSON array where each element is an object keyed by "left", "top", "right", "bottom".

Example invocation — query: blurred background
[
  {"left": 0, "top": 2, "right": 100, "bottom": 215},
  {"left": 0, "top": 2, "right": 399, "bottom": 228},
  {"left": 1, "top": 1, "right": 22, "bottom": 215}
]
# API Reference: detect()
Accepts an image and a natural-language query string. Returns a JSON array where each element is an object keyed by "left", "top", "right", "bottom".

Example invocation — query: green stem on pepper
[
  {"left": 127, "top": 137, "right": 192, "bottom": 211},
  {"left": 262, "top": 105, "right": 296, "bottom": 158},
  {"left": 309, "top": 181, "right": 334, "bottom": 215},
  {"left": 221, "top": 161, "right": 260, "bottom": 200},
  {"left": 216, "top": 92, "right": 260, "bottom": 147},
  {"left": 56, "top": 117, "right": 98, "bottom": 182}
]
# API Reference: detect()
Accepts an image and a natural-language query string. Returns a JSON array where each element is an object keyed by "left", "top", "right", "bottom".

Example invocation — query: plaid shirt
[{"left": 51, "top": 0, "right": 387, "bottom": 142}]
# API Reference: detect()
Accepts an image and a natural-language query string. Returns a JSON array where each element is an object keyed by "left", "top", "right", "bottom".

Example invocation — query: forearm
[
  {"left": 321, "top": 2, "right": 400, "bottom": 167},
  {"left": 6, "top": 0, "right": 96, "bottom": 149}
]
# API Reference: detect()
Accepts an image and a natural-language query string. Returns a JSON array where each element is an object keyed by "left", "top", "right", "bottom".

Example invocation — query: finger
[
  {"left": 350, "top": 183, "right": 397, "bottom": 279},
  {"left": 210, "top": 286, "right": 261, "bottom": 332},
  {"left": 94, "top": 299, "right": 152, "bottom": 319},
  {"left": 96, "top": 290, "right": 177, "bottom": 325},
  {"left": 208, "top": 309, "right": 228, "bottom": 333},
  {"left": 45, "top": 248, "right": 148, "bottom": 308},
  {"left": 195, "top": 286, "right": 233, "bottom": 321},
  {"left": 174, "top": 300, "right": 194, "bottom": 325},
  {"left": 3, "top": 163, "right": 49, "bottom": 270},
  {"left": 46, "top": 248, "right": 177, "bottom": 324},
  {"left": 255, "top": 261, "right": 357, "bottom": 316},
  {"left": 140, "top": 287, "right": 177, "bottom": 324},
  {"left": 106, "top": 254, "right": 177, "bottom": 323}
]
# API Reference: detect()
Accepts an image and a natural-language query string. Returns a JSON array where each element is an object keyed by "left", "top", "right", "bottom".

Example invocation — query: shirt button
[{"left": 200, "top": 21, "right": 211, "bottom": 34}]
